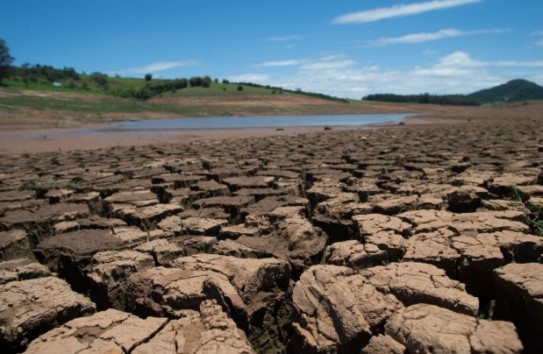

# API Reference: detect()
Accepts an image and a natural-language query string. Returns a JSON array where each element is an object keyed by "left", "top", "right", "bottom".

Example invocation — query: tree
[
  {"left": 0, "top": 38, "right": 14, "bottom": 85},
  {"left": 145, "top": 73, "right": 152, "bottom": 81}
]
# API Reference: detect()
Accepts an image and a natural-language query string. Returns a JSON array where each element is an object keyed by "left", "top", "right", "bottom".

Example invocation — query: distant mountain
[{"left": 468, "top": 79, "right": 543, "bottom": 104}]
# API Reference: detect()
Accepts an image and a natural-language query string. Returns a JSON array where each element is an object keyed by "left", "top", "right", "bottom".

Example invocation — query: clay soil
[{"left": 1, "top": 100, "right": 543, "bottom": 353}]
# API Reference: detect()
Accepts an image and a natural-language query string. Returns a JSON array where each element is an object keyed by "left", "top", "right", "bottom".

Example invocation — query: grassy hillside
[
  {"left": 469, "top": 79, "right": 543, "bottom": 104},
  {"left": 1, "top": 77, "right": 402, "bottom": 127}
]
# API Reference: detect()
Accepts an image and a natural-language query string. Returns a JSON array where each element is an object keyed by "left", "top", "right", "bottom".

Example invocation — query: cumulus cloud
[
  {"left": 370, "top": 28, "right": 506, "bottom": 45},
  {"left": 333, "top": 0, "right": 482, "bottom": 24},
  {"left": 115, "top": 60, "right": 198, "bottom": 75},
  {"left": 229, "top": 51, "right": 543, "bottom": 98}
]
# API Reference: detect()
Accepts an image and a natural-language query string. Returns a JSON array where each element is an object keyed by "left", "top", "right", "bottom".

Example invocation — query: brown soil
[{"left": 1, "top": 101, "right": 542, "bottom": 353}]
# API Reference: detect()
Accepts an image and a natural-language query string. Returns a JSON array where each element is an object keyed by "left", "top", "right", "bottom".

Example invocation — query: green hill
[{"left": 469, "top": 79, "right": 543, "bottom": 104}]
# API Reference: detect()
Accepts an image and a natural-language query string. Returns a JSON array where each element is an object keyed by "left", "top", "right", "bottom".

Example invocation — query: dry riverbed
[{"left": 0, "top": 102, "right": 543, "bottom": 353}]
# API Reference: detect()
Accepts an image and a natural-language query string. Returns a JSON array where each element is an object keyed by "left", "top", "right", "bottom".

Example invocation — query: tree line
[{"left": 362, "top": 93, "right": 480, "bottom": 106}]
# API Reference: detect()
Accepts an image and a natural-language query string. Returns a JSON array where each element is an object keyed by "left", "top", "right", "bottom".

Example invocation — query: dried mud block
[
  {"left": 128, "top": 254, "right": 290, "bottom": 352},
  {"left": 306, "top": 178, "right": 343, "bottom": 207},
  {"left": 180, "top": 216, "right": 228, "bottom": 235},
  {"left": 450, "top": 213, "right": 529, "bottom": 235},
  {"left": 34, "top": 229, "right": 124, "bottom": 272},
  {"left": 403, "top": 229, "right": 461, "bottom": 277},
  {"left": 220, "top": 225, "right": 259, "bottom": 239},
  {"left": 361, "top": 335, "right": 406, "bottom": 354},
  {"left": 275, "top": 216, "right": 327, "bottom": 275},
  {"left": 223, "top": 176, "right": 274, "bottom": 191},
  {"left": 312, "top": 193, "right": 360, "bottom": 242},
  {"left": 135, "top": 239, "right": 184, "bottom": 265},
  {"left": 133, "top": 300, "right": 255, "bottom": 354},
  {"left": 87, "top": 250, "right": 155, "bottom": 310},
  {"left": 373, "top": 195, "right": 421, "bottom": 215},
  {"left": 0, "top": 258, "right": 50, "bottom": 285},
  {"left": 364, "top": 231, "right": 407, "bottom": 262},
  {"left": 291, "top": 265, "right": 403, "bottom": 353},
  {"left": 0, "top": 276, "right": 96, "bottom": 353},
  {"left": 451, "top": 231, "right": 543, "bottom": 298},
  {"left": 0, "top": 229, "right": 33, "bottom": 261},
  {"left": 24, "top": 308, "right": 168, "bottom": 354},
  {"left": 494, "top": 263, "right": 543, "bottom": 354},
  {"left": 110, "top": 203, "right": 184, "bottom": 229},
  {"left": 385, "top": 304, "right": 523, "bottom": 354},
  {"left": 354, "top": 213, "right": 411, "bottom": 238},
  {"left": 447, "top": 185, "right": 490, "bottom": 213},
  {"left": 323, "top": 240, "right": 387, "bottom": 269},
  {"left": 360, "top": 262, "right": 478, "bottom": 316},
  {"left": 193, "top": 196, "right": 255, "bottom": 221},
  {"left": 487, "top": 173, "right": 537, "bottom": 197},
  {"left": 0, "top": 203, "right": 89, "bottom": 244}
]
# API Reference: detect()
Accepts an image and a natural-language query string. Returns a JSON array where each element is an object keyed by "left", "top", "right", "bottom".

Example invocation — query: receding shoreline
[
  {"left": 0, "top": 115, "right": 443, "bottom": 155},
  {"left": 1, "top": 100, "right": 542, "bottom": 154}
]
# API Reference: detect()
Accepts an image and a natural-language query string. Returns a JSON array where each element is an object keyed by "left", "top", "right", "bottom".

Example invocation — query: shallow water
[{"left": 98, "top": 113, "right": 408, "bottom": 132}]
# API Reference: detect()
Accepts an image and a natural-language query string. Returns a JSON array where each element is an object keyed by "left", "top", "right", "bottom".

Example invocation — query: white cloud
[
  {"left": 226, "top": 74, "right": 270, "bottom": 83},
  {"left": 254, "top": 60, "right": 306, "bottom": 67},
  {"left": 300, "top": 55, "right": 356, "bottom": 70},
  {"left": 491, "top": 60, "right": 543, "bottom": 67},
  {"left": 263, "top": 35, "right": 304, "bottom": 42},
  {"left": 229, "top": 52, "right": 543, "bottom": 98},
  {"left": 115, "top": 60, "right": 198, "bottom": 75},
  {"left": 370, "top": 28, "right": 505, "bottom": 45},
  {"left": 333, "top": 0, "right": 482, "bottom": 24},
  {"left": 532, "top": 31, "right": 543, "bottom": 36},
  {"left": 535, "top": 40, "right": 543, "bottom": 47}
]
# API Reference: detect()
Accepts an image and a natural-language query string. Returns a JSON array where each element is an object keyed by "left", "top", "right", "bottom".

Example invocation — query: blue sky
[{"left": 2, "top": 0, "right": 543, "bottom": 98}]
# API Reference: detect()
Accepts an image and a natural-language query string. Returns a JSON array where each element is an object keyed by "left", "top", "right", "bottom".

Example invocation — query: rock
[
  {"left": 291, "top": 265, "right": 403, "bottom": 353},
  {"left": 323, "top": 240, "right": 387, "bottom": 269},
  {"left": 0, "top": 258, "right": 50, "bottom": 285},
  {"left": 385, "top": 304, "right": 522, "bottom": 354},
  {"left": 0, "top": 276, "right": 96, "bottom": 353},
  {"left": 0, "top": 229, "right": 33, "bottom": 261},
  {"left": 360, "top": 262, "right": 478, "bottom": 316},
  {"left": 494, "top": 263, "right": 543, "bottom": 354}
]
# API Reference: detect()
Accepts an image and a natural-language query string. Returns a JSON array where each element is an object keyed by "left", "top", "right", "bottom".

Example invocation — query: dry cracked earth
[{"left": 1, "top": 118, "right": 543, "bottom": 354}]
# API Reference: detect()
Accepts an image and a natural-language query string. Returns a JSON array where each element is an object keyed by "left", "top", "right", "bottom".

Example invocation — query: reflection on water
[{"left": 103, "top": 113, "right": 408, "bottom": 131}]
